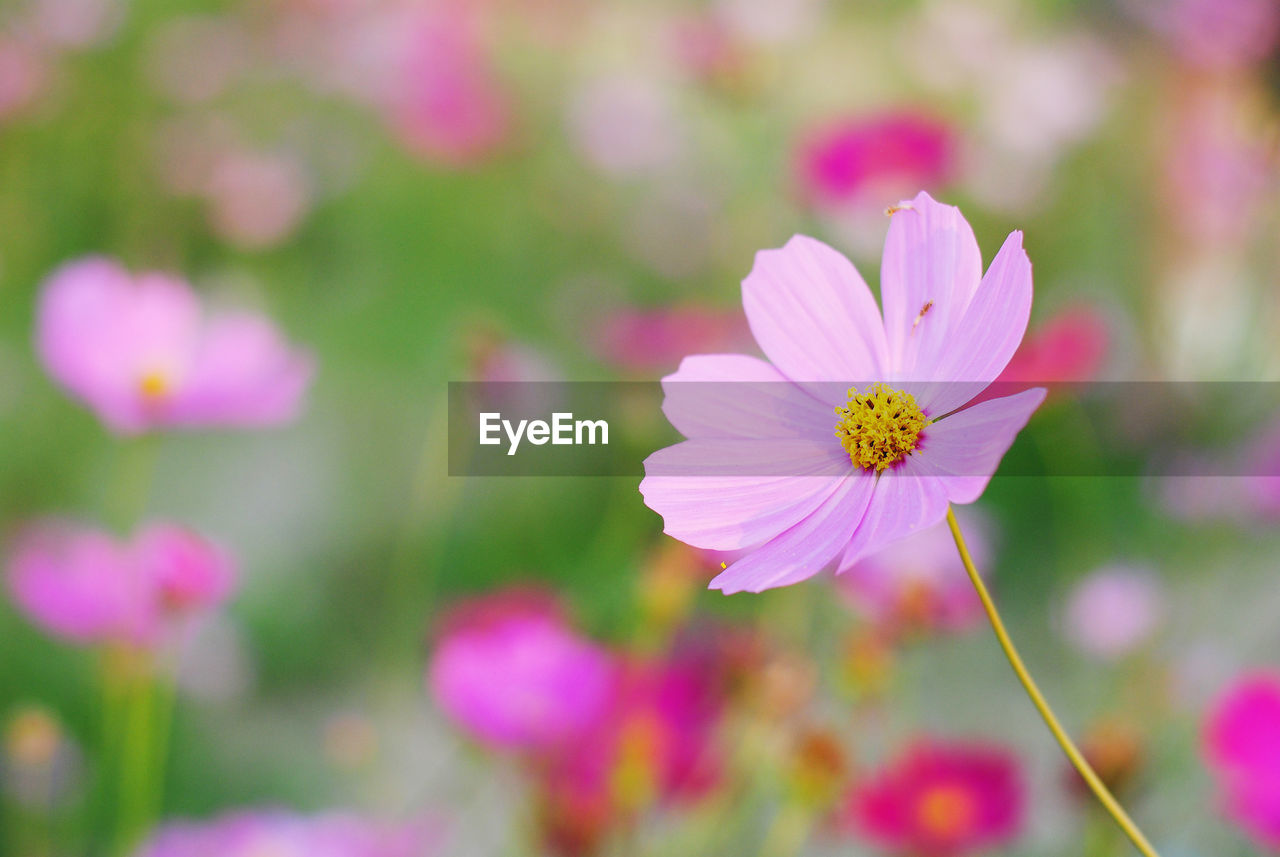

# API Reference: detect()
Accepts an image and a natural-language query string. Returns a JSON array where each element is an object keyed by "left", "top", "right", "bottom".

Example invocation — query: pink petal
[
  {"left": 640, "top": 439, "right": 850, "bottom": 550},
  {"left": 912, "top": 388, "right": 1047, "bottom": 504},
  {"left": 36, "top": 259, "right": 200, "bottom": 433},
  {"left": 710, "top": 469, "right": 876, "bottom": 593},
  {"left": 836, "top": 458, "right": 952, "bottom": 572},
  {"left": 915, "top": 231, "right": 1034, "bottom": 416},
  {"left": 741, "top": 235, "right": 887, "bottom": 385},
  {"left": 881, "top": 192, "right": 982, "bottom": 382},
  {"left": 660, "top": 354, "right": 835, "bottom": 440},
  {"left": 170, "top": 313, "right": 314, "bottom": 428}
]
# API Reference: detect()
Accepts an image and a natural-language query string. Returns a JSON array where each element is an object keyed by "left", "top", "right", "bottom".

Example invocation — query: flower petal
[
  {"left": 914, "top": 231, "right": 1034, "bottom": 416},
  {"left": 881, "top": 192, "right": 982, "bottom": 381},
  {"left": 640, "top": 439, "right": 850, "bottom": 550},
  {"left": 710, "top": 469, "right": 876, "bottom": 594},
  {"left": 742, "top": 235, "right": 887, "bottom": 384},
  {"left": 912, "top": 388, "right": 1047, "bottom": 504},
  {"left": 660, "top": 354, "right": 835, "bottom": 440},
  {"left": 836, "top": 458, "right": 952, "bottom": 572}
]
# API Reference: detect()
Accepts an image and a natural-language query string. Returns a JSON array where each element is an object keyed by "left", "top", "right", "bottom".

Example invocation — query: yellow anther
[{"left": 834, "top": 383, "right": 926, "bottom": 472}]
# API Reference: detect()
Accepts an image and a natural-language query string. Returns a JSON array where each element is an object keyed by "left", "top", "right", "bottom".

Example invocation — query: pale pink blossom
[
  {"left": 1061, "top": 565, "right": 1164, "bottom": 660},
  {"left": 135, "top": 809, "right": 438, "bottom": 857},
  {"left": 566, "top": 74, "right": 684, "bottom": 178},
  {"left": 205, "top": 150, "right": 312, "bottom": 249},
  {"left": 36, "top": 257, "right": 314, "bottom": 434},
  {"left": 641, "top": 192, "right": 1043, "bottom": 594}
]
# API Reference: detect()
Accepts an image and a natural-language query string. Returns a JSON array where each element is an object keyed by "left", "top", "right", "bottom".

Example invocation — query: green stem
[{"left": 945, "top": 506, "right": 1160, "bottom": 857}]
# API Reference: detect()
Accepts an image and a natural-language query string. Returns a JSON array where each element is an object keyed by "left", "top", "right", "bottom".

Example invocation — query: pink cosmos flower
[
  {"left": 135, "top": 809, "right": 437, "bottom": 857},
  {"left": 1203, "top": 672, "right": 1280, "bottom": 848},
  {"left": 842, "top": 739, "right": 1025, "bottom": 857},
  {"left": 36, "top": 257, "right": 314, "bottom": 434},
  {"left": 640, "top": 191, "right": 1044, "bottom": 594},
  {"left": 427, "top": 589, "right": 617, "bottom": 754},
  {"left": 384, "top": 11, "right": 511, "bottom": 167},
  {"left": 794, "top": 112, "right": 956, "bottom": 212},
  {"left": 6, "top": 520, "right": 236, "bottom": 649},
  {"left": 836, "top": 509, "right": 992, "bottom": 635},
  {"left": 1060, "top": 565, "right": 1164, "bottom": 661}
]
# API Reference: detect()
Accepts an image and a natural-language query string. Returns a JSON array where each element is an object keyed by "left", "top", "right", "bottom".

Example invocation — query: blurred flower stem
[
  {"left": 105, "top": 436, "right": 158, "bottom": 533},
  {"left": 102, "top": 436, "right": 166, "bottom": 854},
  {"left": 945, "top": 507, "right": 1160, "bottom": 857}
]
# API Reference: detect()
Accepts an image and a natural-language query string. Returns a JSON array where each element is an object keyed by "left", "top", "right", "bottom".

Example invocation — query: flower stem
[{"left": 944, "top": 506, "right": 1160, "bottom": 857}]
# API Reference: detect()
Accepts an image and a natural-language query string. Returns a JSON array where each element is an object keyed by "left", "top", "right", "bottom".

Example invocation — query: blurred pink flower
[
  {"left": 592, "top": 306, "right": 753, "bottom": 374},
  {"left": 427, "top": 588, "right": 617, "bottom": 754},
  {"left": 566, "top": 73, "right": 685, "bottom": 178},
  {"left": 23, "top": 0, "right": 124, "bottom": 49},
  {"left": 1136, "top": 0, "right": 1280, "bottom": 70},
  {"left": 135, "top": 809, "right": 437, "bottom": 857},
  {"left": 385, "top": 11, "right": 511, "bottom": 166},
  {"left": 1061, "top": 565, "right": 1164, "bottom": 661},
  {"left": 841, "top": 739, "right": 1025, "bottom": 857},
  {"left": 537, "top": 647, "right": 725, "bottom": 853},
  {"left": 1163, "top": 89, "right": 1274, "bottom": 247},
  {"left": 837, "top": 509, "right": 992, "bottom": 635},
  {"left": 996, "top": 306, "right": 1109, "bottom": 385},
  {"left": 1203, "top": 672, "right": 1280, "bottom": 848},
  {"left": 0, "top": 38, "right": 48, "bottom": 120},
  {"left": 6, "top": 520, "right": 236, "bottom": 649},
  {"left": 36, "top": 257, "right": 314, "bottom": 434},
  {"left": 205, "top": 150, "right": 312, "bottom": 249},
  {"left": 641, "top": 192, "right": 1043, "bottom": 594},
  {"left": 794, "top": 111, "right": 956, "bottom": 211}
]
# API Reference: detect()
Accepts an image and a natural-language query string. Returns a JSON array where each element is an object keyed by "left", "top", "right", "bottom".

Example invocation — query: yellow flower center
[
  {"left": 915, "top": 784, "right": 978, "bottom": 839},
  {"left": 138, "top": 369, "right": 173, "bottom": 401},
  {"left": 834, "top": 383, "right": 926, "bottom": 472}
]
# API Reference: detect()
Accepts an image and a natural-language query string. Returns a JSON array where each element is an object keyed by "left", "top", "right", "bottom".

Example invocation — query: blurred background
[{"left": 0, "top": 0, "right": 1278, "bottom": 855}]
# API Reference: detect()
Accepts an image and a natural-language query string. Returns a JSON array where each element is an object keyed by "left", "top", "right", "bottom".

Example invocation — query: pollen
[
  {"left": 915, "top": 784, "right": 978, "bottom": 839},
  {"left": 834, "top": 383, "right": 927, "bottom": 472},
  {"left": 137, "top": 369, "right": 172, "bottom": 401}
]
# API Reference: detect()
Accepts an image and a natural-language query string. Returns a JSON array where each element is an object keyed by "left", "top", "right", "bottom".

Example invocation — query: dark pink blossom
[
  {"left": 842, "top": 739, "right": 1025, "bottom": 857},
  {"left": 1204, "top": 672, "right": 1280, "bottom": 848}
]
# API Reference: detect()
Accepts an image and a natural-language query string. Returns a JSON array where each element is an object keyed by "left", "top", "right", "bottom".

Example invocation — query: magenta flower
[
  {"left": 640, "top": 191, "right": 1043, "bottom": 594},
  {"left": 794, "top": 112, "right": 955, "bottom": 211},
  {"left": 427, "top": 589, "right": 617, "bottom": 754},
  {"left": 536, "top": 647, "right": 725, "bottom": 854},
  {"left": 1204, "top": 672, "right": 1280, "bottom": 848},
  {"left": 135, "top": 809, "right": 437, "bottom": 857},
  {"left": 6, "top": 520, "right": 236, "bottom": 649},
  {"left": 837, "top": 510, "right": 992, "bottom": 635},
  {"left": 36, "top": 257, "right": 313, "bottom": 434},
  {"left": 842, "top": 739, "right": 1025, "bottom": 857}
]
